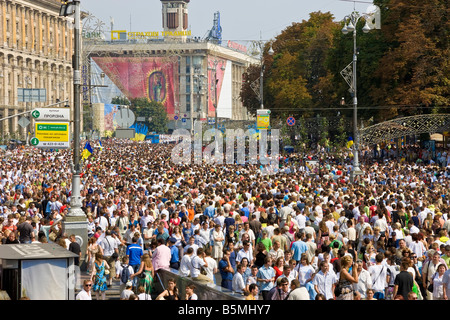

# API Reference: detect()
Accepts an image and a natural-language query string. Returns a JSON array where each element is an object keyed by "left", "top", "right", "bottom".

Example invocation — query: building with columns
[{"left": 0, "top": 0, "right": 74, "bottom": 139}]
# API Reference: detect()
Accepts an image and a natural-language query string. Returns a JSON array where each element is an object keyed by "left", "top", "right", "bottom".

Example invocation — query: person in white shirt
[
  {"left": 204, "top": 248, "right": 218, "bottom": 283},
  {"left": 137, "top": 286, "right": 152, "bottom": 300},
  {"left": 312, "top": 261, "right": 336, "bottom": 300},
  {"left": 288, "top": 279, "right": 310, "bottom": 300},
  {"left": 232, "top": 263, "right": 246, "bottom": 294},
  {"left": 96, "top": 214, "right": 109, "bottom": 232},
  {"left": 76, "top": 280, "right": 92, "bottom": 300},
  {"left": 120, "top": 281, "right": 135, "bottom": 300},
  {"left": 353, "top": 259, "right": 372, "bottom": 299},
  {"left": 189, "top": 248, "right": 213, "bottom": 283},
  {"left": 185, "top": 284, "right": 198, "bottom": 300},
  {"left": 374, "top": 211, "right": 388, "bottom": 235},
  {"left": 368, "top": 253, "right": 388, "bottom": 299},
  {"left": 236, "top": 240, "right": 253, "bottom": 264},
  {"left": 184, "top": 236, "right": 199, "bottom": 257},
  {"left": 294, "top": 209, "right": 307, "bottom": 231},
  {"left": 179, "top": 247, "right": 194, "bottom": 277},
  {"left": 408, "top": 221, "right": 420, "bottom": 235},
  {"left": 116, "top": 256, "right": 135, "bottom": 294}
]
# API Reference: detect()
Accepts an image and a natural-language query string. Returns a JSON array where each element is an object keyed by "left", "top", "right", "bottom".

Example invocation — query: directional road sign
[{"left": 31, "top": 108, "right": 71, "bottom": 121}]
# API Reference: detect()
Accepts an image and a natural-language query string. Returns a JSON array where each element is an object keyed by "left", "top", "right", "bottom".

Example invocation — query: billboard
[
  {"left": 104, "top": 104, "right": 120, "bottom": 131},
  {"left": 207, "top": 56, "right": 226, "bottom": 117},
  {"left": 92, "top": 56, "right": 179, "bottom": 115}
]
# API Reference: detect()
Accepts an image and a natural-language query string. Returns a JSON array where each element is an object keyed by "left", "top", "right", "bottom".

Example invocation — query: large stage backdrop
[{"left": 92, "top": 56, "right": 179, "bottom": 116}]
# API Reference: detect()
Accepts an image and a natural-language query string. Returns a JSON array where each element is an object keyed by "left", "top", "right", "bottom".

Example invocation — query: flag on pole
[
  {"left": 99, "top": 140, "right": 103, "bottom": 151},
  {"left": 82, "top": 142, "right": 93, "bottom": 160},
  {"left": 305, "top": 161, "right": 312, "bottom": 171},
  {"left": 347, "top": 136, "right": 354, "bottom": 149}
]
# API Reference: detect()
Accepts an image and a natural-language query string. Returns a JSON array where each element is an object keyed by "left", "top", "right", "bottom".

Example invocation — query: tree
[
  {"left": 111, "top": 96, "right": 131, "bottom": 106},
  {"left": 129, "top": 98, "right": 168, "bottom": 134},
  {"left": 240, "top": 64, "right": 263, "bottom": 116},
  {"left": 369, "top": 0, "right": 450, "bottom": 119},
  {"left": 240, "top": 12, "right": 342, "bottom": 119},
  {"left": 329, "top": 0, "right": 449, "bottom": 122}
]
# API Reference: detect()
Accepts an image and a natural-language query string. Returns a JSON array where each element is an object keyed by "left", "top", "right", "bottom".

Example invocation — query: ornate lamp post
[{"left": 340, "top": 5, "right": 380, "bottom": 183}]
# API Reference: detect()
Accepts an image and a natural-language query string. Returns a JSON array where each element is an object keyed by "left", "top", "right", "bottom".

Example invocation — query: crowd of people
[{"left": 0, "top": 137, "right": 450, "bottom": 301}]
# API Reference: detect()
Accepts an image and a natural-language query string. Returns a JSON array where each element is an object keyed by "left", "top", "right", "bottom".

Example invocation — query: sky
[{"left": 80, "top": 0, "right": 374, "bottom": 43}]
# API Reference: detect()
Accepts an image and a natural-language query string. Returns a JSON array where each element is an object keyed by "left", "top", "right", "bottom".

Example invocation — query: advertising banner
[
  {"left": 207, "top": 56, "right": 226, "bottom": 117},
  {"left": 92, "top": 56, "right": 179, "bottom": 115}
]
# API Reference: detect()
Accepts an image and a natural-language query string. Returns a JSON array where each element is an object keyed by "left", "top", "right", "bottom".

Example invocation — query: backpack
[{"left": 121, "top": 264, "right": 131, "bottom": 284}]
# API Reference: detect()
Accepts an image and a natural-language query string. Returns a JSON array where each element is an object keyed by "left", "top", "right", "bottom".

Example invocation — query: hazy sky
[{"left": 81, "top": 0, "right": 374, "bottom": 43}]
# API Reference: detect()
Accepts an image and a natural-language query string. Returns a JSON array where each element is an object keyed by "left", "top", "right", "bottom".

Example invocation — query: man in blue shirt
[
  {"left": 203, "top": 200, "right": 216, "bottom": 219},
  {"left": 291, "top": 231, "right": 308, "bottom": 263},
  {"left": 168, "top": 237, "right": 180, "bottom": 270},
  {"left": 256, "top": 256, "right": 276, "bottom": 300},
  {"left": 241, "top": 203, "right": 250, "bottom": 219},
  {"left": 219, "top": 249, "right": 235, "bottom": 290},
  {"left": 126, "top": 236, "right": 143, "bottom": 288},
  {"left": 182, "top": 221, "right": 194, "bottom": 242}
]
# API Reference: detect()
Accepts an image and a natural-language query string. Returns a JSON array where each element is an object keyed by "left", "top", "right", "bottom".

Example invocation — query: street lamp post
[
  {"left": 258, "top": 41, "right": 274, "bottom": 110},
  {"left": 341, "top": 7, "right": 380, "bottom": 183},
  {"left": 60, "top": 0, "right": 89, "bottom": 271}
]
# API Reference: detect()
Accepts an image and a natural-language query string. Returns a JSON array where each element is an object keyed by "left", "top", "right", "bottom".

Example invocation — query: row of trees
[{"left": 240, "top": 0, "right": 449, "bottom": 130}]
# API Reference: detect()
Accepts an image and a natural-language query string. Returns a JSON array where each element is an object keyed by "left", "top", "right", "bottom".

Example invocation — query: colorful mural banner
[
  {"left": 207, "top": 56, "right": 226, "bottom": 117},
  {"left": 104, "top": 104, "right": 120, "bottom": 131},
  {"left": 92, "top": 56, "right": 179, "bottom": 115}
]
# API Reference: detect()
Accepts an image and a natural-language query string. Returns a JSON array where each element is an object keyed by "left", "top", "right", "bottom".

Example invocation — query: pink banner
[
  {"left": 207, "top": 56, "right": 226, "bottom": 117},
  {"left": 92, "top": 56, "right": 179, "bottom": 115}
]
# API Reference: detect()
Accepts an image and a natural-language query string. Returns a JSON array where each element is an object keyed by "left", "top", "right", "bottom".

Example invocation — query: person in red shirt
[
  {"left": 273, "top": 256, "right": 285, "bottom": 279},
  {"left": 369, "top": 199, "right": 378, "bottom": 217}
]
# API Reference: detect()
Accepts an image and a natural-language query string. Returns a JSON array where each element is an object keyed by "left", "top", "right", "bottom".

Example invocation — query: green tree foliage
[
  {"left": 241, "top": 12, "right": 340, "bottom": 119},
  {"left": 241, "top": 0, "right": 449, "bottom": 127},
  {"left": 130, "top": 97, "right": 168, "bottom": 134},
  {"left": 239, "top": 64, "right": 262, "bottom": 116},
  {"left": 110, "top": 96, "right": 131, "bottom": 106},
  {"left": 369, "top": 0, "right": 449, "bottom": 119}
]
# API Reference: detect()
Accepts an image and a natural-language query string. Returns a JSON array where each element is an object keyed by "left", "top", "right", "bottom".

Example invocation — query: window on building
[
  {"left": 185, "top": 56, "right": 190, "bottom": 74},
  {"left": 186, "top": 95, "right": 190, "bottom": 112},
  {"left": 167, "top": 12, "right": 178, "bottom": 29}
]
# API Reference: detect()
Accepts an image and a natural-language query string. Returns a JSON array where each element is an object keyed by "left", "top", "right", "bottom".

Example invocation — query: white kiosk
[{"left": 0, "top": 243, "right": 78, "bottom": 300}]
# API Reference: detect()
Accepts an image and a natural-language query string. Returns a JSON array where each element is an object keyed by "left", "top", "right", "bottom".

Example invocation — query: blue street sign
[
  {"left": 174, "top": 115, "right": 179, "bottom": 120},
  {"left": 182, "top": 118, "right": 187, "bottom": 123}
]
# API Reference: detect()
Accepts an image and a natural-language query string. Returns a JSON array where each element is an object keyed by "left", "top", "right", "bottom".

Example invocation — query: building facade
[
  {"left": 0, "top": 0, "right": 73, "bottom": 139},
  {"left": 85, "top": 0, "right": 259, "bottom": 134}
]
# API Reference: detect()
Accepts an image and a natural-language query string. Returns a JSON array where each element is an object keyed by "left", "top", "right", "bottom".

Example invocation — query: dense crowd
[{"left": 1, "top": 138, "right": 450, "bottom": 301}]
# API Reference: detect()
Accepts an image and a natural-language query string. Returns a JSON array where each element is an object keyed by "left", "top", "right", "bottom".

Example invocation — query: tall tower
[{"left": 161, "top": 0, "right": 190, "bottom": 42}]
